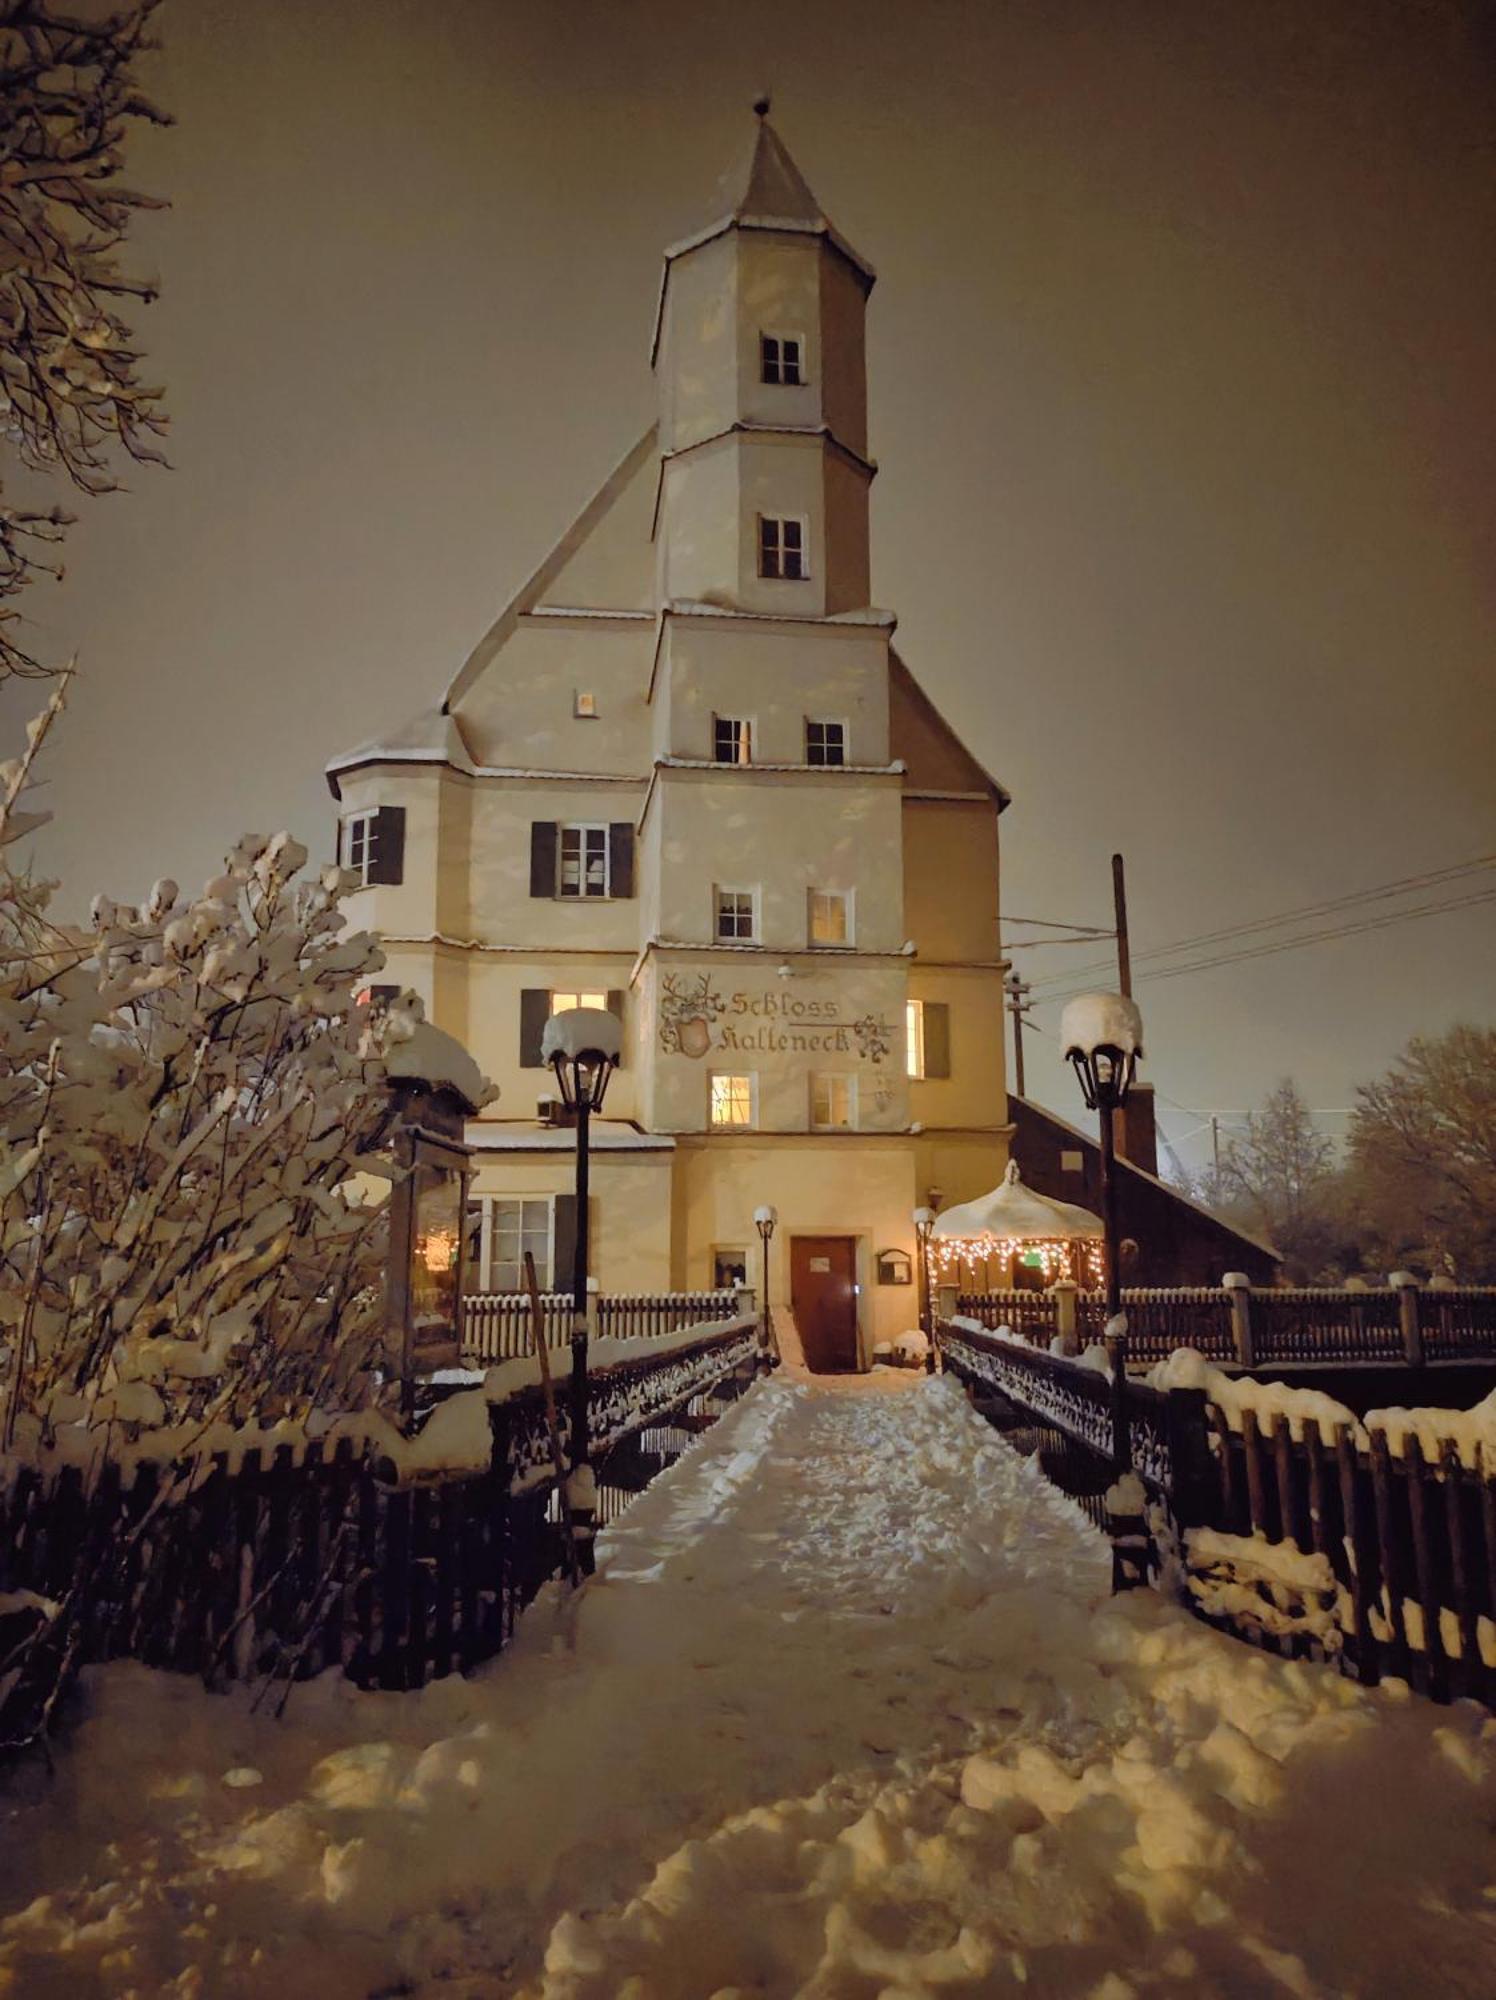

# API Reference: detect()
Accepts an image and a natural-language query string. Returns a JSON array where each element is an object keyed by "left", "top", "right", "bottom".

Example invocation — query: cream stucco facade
[{"left": 328, "top": 114, "right": 1013, "bottom": 1368}]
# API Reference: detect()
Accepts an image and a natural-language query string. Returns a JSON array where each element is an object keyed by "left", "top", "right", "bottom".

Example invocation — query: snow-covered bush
[{"left": 0, "top": 704, "right": 409, "bottom": 1441}]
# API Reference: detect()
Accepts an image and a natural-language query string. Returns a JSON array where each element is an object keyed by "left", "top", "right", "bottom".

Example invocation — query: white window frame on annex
[
  {"left": 712, "top": 714, "right": 754, "bottom": 766},
  {"left": 714, "top": 884, "right": 759, "bottom": 943},
  {"left": 759, "top": 330, "right": 807, "bottom": 386},
  {"left": 708, "top": 1072, "right": 757, "bottom": 1130},
  {"left": 810, "top": 1072, "right": 858, "bottom": 1132},
  {"left": 805, "top": 717, "right": 848, "bottom": 767},
  {"left": 757, "top": 513, "right": 810, "bottom": 582},
  {"left": 466, "top": 1193, "right": 555, "bottom": 1293},
  {"left": 807, "top": 887, "right": 853, "bottom": 949},
  {"left": 550, "top": 987, "right": 608, "bottom": 1016},
  {"left": 341, "top": 808, "right": 379, "bottom": 887},
  {"left": 556, "top": 822, "right": 610, "bottom": 899},
  {"left": 906, "top": 997, "right": 926, "bottom": 1079}
]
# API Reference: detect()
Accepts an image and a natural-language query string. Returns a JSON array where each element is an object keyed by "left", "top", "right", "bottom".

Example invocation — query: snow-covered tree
[
  {"left": 0, "top": 700, "right": 413, "bottom": 1441},
  {"left": 1345, "top": 1025, "right": 1496, "bottom": 1281},
  {"left": 1, "top": 0, "right": 170, "bottom": 678}
]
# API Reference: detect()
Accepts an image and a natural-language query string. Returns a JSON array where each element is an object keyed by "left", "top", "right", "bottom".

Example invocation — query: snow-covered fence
[
  {"left": 936, "top": 1315, "right": 1496, "bottom": 1710},
  {"left": 0, "top": 1317, "right": 761, "bottom": 1731},
  {"left": 461, "top": 1289, "right": 743, "bottom": 1363},
  {"left": 956, "top": 1280, "right": 1496, "bottom": 1368}
]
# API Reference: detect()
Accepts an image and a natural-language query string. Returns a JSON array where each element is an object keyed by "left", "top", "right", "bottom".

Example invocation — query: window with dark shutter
[
  {"left": 552, "top": 1192, "right": 578, "bottom": 1293},
  {"left": 367, "top": 806, "right": 405, "bottom": 886},
  {"left": 606, "top": 989, "right": 625, "bottom": 1068},
  {"left": 608, "top": 824, "right": 635, "bottom": 898},
  {"left": 923, "top": 1002, "right": 951, "bottom": 1079},
  {"left": 519, "top": 988, "right": 551, "bottom": 1068},
  {"left": 529, "top": 822, "right": 558, "bottom": 897}
]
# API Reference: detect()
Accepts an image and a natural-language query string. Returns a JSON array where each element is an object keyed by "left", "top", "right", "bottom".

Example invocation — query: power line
[
  {"left": 1004, "top": 914, "right": 1114, "bottom": 936},
  {"left": 1030, "top": 854, "right": 1496, "bottom": 992},
  {"left": 1040, "top": 888, "right": 1496, "bottom": 1008}
]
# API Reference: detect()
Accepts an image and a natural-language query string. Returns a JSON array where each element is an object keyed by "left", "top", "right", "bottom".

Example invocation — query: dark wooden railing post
[
  {"left": 1105, "top": 1329, "right": 1131, "bottom": 1470},
  {"left": 1392, "top": 1271, "right": 1424, "bottom": 1368},
  {"left": 1223, "top": 1272, "right": 1254, "bottom": 1368}
]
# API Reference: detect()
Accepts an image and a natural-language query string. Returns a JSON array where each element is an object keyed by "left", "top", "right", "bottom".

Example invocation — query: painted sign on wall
[{"left": 659, "top": 972, "right": 893, "bottom": 1064}]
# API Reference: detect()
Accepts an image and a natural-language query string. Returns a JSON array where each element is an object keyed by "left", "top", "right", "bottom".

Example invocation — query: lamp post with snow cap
[
  {"left": 753, "top": 1205, "right": 779, "bottom": 1367},
  {"left": 1060, "top": 992, "right": 1143, "bottom": 1329},
  {"left": 912, "top": 1206, "right": 937, "bottom": 1370},
  {"left": 542, "top": 1005, "right": 622, "bottom": 1574}
]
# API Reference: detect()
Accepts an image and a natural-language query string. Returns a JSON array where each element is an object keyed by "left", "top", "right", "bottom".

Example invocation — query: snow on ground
[{"left": 4, "top": 1374, "right": 1496, "bottom": 1998}]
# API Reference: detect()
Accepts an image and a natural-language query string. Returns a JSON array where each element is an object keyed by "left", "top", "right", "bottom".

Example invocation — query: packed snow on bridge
[{"left": 3, "top": 1373, "right": 1495, "bottom": 1997}]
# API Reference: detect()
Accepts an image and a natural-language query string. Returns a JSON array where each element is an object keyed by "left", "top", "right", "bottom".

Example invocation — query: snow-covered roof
[
  {"left": 464, "top": 1123, "right": 675, "bottom": 1153},
  {"left": 1061, "top": 993, "right": 1145, "bottom": 1060},
  {"left": 650, "top": 113, "right": 876, "bottom": 365},
  {"left": 934, "top": 1162, "right": 1104, "bottom": 1245},
  {"left": 385, "top": 1018, "right": 493, "bottom": 1112}
]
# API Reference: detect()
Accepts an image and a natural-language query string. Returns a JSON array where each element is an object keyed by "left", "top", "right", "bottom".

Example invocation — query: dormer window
[
  {"left": 758, "top": 516, "right": 807, "bottom": 581},
  {"left": 806, "top": 719, "right": 846, "bottom": 767},
  {"left": 713, "top": 716, "right": 752, "bottom": 764},
  {"left": 760, "top": 333, "right": 804, "bottom": 385}
]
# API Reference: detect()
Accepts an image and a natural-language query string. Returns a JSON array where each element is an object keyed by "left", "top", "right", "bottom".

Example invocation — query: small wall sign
[{"left": 876, "top": 1249, "right": 913, "bottom": 1286}]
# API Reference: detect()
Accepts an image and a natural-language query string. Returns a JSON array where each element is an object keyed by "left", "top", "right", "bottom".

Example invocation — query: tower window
[
  {"left": 760, "top": 334, "right": 804, "bottom": 386},
  {"left": 557, "top": 823, "right": 609, "bottom": 898},
  {"left": 806, "top": 719, "right": 846, "bottom": 767},
  {"left": 808, "top": 889, "right": 850, "bottom": 947},
  {"left": 811, "top": 1074, "right": 857, "bottom": 1131},
  {"left": 713, "top": 715, "right": 752, "bottom": 764},
  {"left": 715, "top": 887, "right": 758, "bottom": 941},
  {"left": 758, "top": 516, "right": 807, "bottom": 581},
  {"left": 710, "top": 1074, "right": 755, "bottom": 1128}
]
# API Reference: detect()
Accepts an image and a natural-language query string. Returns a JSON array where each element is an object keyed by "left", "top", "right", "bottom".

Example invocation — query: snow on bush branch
[{"left": 0, "top": 721, "right": 412, "bottom": 1442}]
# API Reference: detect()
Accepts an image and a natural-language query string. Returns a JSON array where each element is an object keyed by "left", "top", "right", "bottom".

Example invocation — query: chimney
[{"left": 1116, "top": 1084, "right": 1157, "bottom": 1178}]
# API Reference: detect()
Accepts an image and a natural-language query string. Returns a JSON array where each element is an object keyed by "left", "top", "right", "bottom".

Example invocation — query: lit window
[
  {"left": 343, "top": 810, "right": 377, "bottom": 886},
  {"left": 806, "top": 719, "right": 846, "bottom": 767},
  {"left": 465, "top": 1195, "right": 552, "bottom": 1292},
  {"left": 551, "top": 990, "right": 607, "bottom": 1015},
  {"left": 558, "top": 824, "right": 608, "bottom": 898},
  {"left": 760, "top": 334, "right": 804, "bottom": 385},
  {"left": 713, "top": 716, "right": 752, "bottom": 764},
  {"left": 574, "top": 690, "right": 597, "bottom": 718},
  {"left": 906, "top": 998, "right": 926, "bottom": 1079},
  {"left": 710, "top": 1074, "right": 754, "bottom": 1128},
  {"left": 758, "top": 516, "right": 807, "bottom": 581},
  {"left": 811, "top": 1074, "right": 856, "bottom": 1130},
  {"left": 1061, "top": 1149, "right": 1085, "bottom": 1173},
  {"left": 809, "top": 889, "right": 850, "bottom": 947},
  {"left": 715, "top": 888, "right": 757, "bottom": 942}
]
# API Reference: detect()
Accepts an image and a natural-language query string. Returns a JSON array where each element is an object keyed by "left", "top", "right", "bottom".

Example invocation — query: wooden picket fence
[
  {"left": 0, "top": 1319, "right": 762, "bottom": 1724},
  {"left": 936, "top": 1315, "right": 1496, "bottom": 1709},
  {"left": 462, "top": 1289, "right": 741, "bottom": 1364}
]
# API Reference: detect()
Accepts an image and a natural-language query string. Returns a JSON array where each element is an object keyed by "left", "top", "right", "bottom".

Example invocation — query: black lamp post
[
  {"left": 542, "top": 1005, "right": 622, "bottom": 1574},
  {"left": 1061, "top": 993, "right": 1142, "bottom": 1323},
  {"left": 753, "top": 1204, "right": 778, "bottom": 1367}
]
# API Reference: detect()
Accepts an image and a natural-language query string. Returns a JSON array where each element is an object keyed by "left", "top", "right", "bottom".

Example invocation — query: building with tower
[{"left": 326, "top": 110, "right": 1013, "bottom": 1369}]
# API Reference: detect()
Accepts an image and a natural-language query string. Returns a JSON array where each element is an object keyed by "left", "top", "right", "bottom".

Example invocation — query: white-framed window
[
  {"left": 558, "top": 823, "right": 609, "bottom": 898},
  {"left": 805, "top": 719, "right": 846, "bottom": 767},
  {"left": 551, "top": 989, "right": 607, "bottom": 1015},
  {"left": 758, "top": 515, "right": 808, "bottom": 581},
  {"left": 343, "top": 809, "right": 377, "bottom": 886},
  {"left": 760, "top": 333, "right": 805, "bottom": 385},
  {"left": 811, "top": 1073, "right": 857, "bottom": 1131},
  {"left": 465, "top": 1194, "right": 553, "bottom": 1292},
  {"left": 906, "top": 998, "right": 926, "bottom": 1079},
  {"left": 709, "top": 1073, "right": 755, "bottom": 1129},
  {"left": 808, "top": 888, "right": 851, "bottom": 947},
  {"left": 715, "top": 886, "right": 757, "bottom": 942},
  {"left": 713, "top": 715, "right": 752, "bottom": 765},
  {"left": 713, "top": 1246, "right": 749, "bottom": 1288}
]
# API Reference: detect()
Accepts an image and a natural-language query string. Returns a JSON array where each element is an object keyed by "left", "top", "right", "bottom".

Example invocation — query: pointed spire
[{"left": 724, "top": 107, "right": 827, "bottom": 230}]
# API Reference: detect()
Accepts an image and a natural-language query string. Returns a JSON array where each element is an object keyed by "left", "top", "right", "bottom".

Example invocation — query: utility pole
[
  {"left": 1111, "top": 852, "right": 1132, "bottom": 998},
  {"left": 1003, "top": 970, "right": 1032, "bottom": 1097},
  {"left": 1210, "top": 1114, "right": 1221, "bottom": 1173}
]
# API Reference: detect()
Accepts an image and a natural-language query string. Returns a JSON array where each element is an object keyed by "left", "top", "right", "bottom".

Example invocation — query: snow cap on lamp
[
  {"left": 753, "top": 1203, "right": 777, "bottom": 1227},
  {"left": 1060, "top": 991, "right": 1144, "bottom": 1061},
  {"left": 541, "top": 1006, "right": 623, "bottom": 1067}
]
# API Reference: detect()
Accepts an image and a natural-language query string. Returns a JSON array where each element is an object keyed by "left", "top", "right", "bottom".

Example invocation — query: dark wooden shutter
[
  {"left": 368, "top": 806, "right": 406, "bottom": 886},
  {"left": 552, "top": 1193, "right": 577, "bottom": 1293},
  {"left": 519, "top": 988, "right": 550, "bottom": 1068},
  {"left": 606, "top": 989, "right": 625, "bottom": 1068},
  {"left": 608, "top": 823, "right": 635, "bottom": 898},
  {"left": 923, "top": 1001, "right": 951, "bottom": 1079},
  {"left": 530, "top": 822, "right": 557, "bottom": 897},
  {"left": 335, "top": 818, "right": 345, "bottom": 867}
]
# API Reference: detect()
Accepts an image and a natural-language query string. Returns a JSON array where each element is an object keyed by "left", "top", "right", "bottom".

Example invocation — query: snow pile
[
  {"left": 2, "top": 1374, "right": 1495, "bottom": 1998},
  {"left": 872, "top": 1329, "right": 929, "bottom": 1368},
  {"left": 1184, "top": 1526, "right": 1343, "bottom": 1650},
  {"left": 1363, "top": 1386, "right": 1496, "bottom": 1470},
  {"left": 1150, "top": 1345, "right": 1365, "bottom": 1444}
]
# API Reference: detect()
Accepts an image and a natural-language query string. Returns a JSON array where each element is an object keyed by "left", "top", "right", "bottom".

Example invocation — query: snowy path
[{"left": 4, "top": 1374, "right": 1496, "bottom": 1998}]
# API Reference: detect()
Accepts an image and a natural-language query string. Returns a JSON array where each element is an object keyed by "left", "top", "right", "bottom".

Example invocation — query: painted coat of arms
[{"left": 658, "top": 971, "right": 726, "bottom": 1058}]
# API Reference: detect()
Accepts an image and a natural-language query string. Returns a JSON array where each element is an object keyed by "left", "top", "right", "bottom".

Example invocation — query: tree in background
[
  {"left": 0, "top": 0, "right": 169, "bottom": 677},
  {"left": 1345, "top": 1024, "right": 1496, "bottom": 1282},
  {"left": 1199, "top": 1078, "right": 1342, "bottom": 1280}
]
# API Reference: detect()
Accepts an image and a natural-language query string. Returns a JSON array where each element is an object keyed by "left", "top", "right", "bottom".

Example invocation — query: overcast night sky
[{"left": 7, "top": 0, "right": 1494, "bottom": 1174}]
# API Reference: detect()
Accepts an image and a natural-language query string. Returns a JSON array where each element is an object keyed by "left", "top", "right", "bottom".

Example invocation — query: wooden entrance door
[{"left": 791, "top": 1236, "right": 859, "bottom": 1373}]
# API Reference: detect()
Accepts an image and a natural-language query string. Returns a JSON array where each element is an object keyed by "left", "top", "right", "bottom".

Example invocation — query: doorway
[{"left": 790, "top": 1235, "right": 859, "bottom": 1373}]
